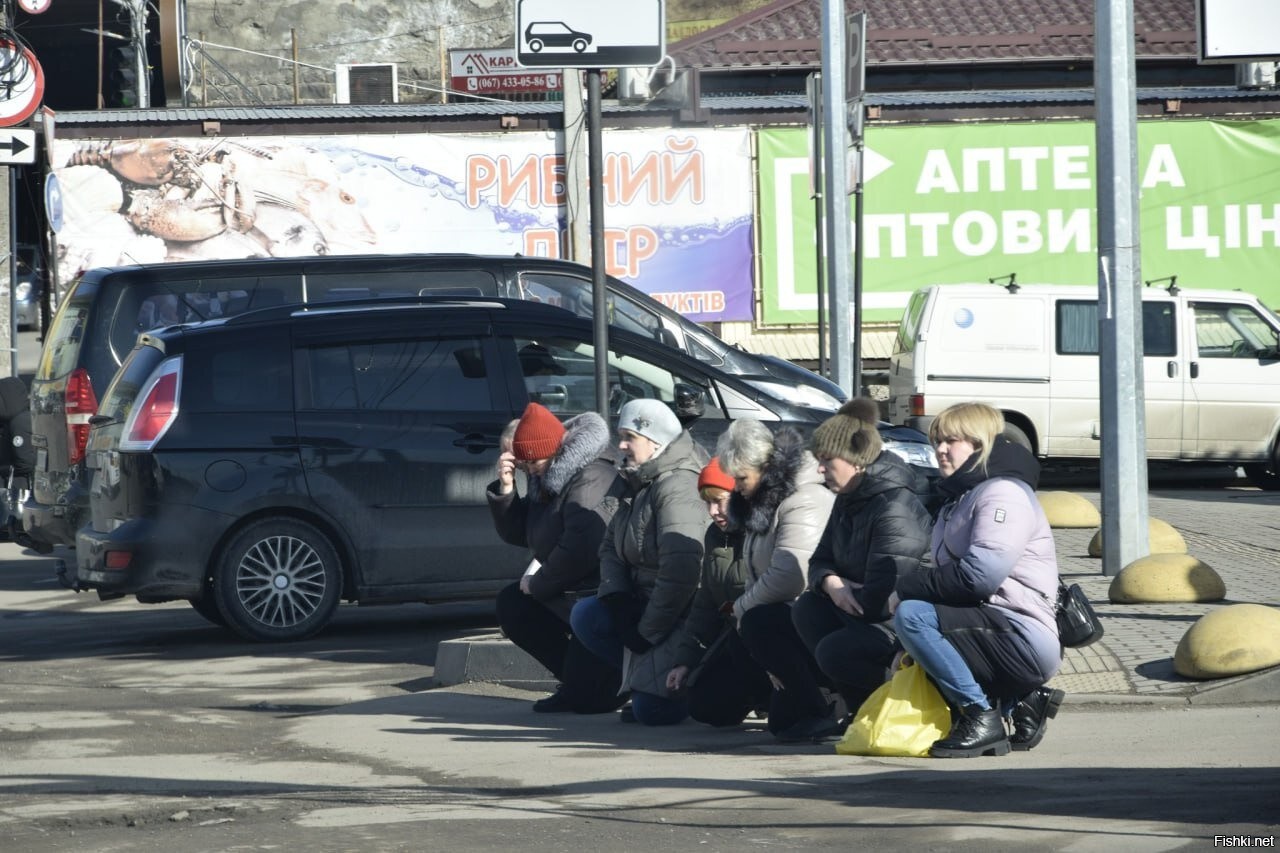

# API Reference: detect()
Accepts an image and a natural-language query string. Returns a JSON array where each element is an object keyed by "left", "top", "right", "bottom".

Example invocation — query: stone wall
[
  {"left": 182, "top": 0, "right": 771, "bottom": 106},
  {"left": 185, "top": 0, "right": 511, "bottom": 105}
]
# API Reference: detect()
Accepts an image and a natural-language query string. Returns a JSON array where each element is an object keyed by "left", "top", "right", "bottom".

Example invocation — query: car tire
[
  {"left": 528, "top": 39, "right": 543, "bottom": 52},
  {"left": 572, "top": 38, "right": 588, "bottom": 53},
  {"left": 1003, "top": 422, "right": 1033, "bottom": 453},
  {"left": 189, "top": 594, "right": 227, "bottom": 626},
  {"left": 213, "top": 517, "right": 342, "bottom": 642}
]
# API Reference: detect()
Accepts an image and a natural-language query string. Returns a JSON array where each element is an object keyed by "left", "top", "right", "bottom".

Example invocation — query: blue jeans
[
  {"left": 893, "top": 599, "right": 989, "bottom": 710},
  {"left": 570, "top": 595, "right": 688, "bottom": 726}
]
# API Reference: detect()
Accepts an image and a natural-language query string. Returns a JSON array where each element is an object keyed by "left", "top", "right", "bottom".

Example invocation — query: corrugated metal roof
[
  {"left": 46, "top": 86, "right": 1278, "bottom": 126},
  {"left": 672, "top": 0, "right": 1200, "bottom": 69}
]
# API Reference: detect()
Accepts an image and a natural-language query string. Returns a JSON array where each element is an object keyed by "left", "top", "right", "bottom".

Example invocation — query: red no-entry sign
[{"left": 0, "top": 40, "right": 45, "bottom": 128}]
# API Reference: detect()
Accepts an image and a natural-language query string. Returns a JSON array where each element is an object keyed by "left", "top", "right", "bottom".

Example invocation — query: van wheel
[
  {"left": 1003, "top": 423, "right": 1033, "bottom": 453},
  {"left": 1244, "top": 458, "right": 1280, "bottom": 491},
  {"left": 213, "top": 518, "right": 342, "bottom": 642}
]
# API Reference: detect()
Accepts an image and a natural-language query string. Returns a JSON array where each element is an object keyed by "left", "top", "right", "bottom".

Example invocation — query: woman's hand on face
[
  {"left": 497, "top": 451, "right": 518, "bottom": 494},
  {"left": 822, "top": 575, "right": 864, "bottom": 617},
  {"left": 666, "top": 665, "right": 690, "bottom": 692}
]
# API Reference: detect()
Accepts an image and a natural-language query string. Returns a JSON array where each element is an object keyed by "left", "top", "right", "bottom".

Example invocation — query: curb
[{"left": 435, "top": 634, "right": 556, "bottom": 691}]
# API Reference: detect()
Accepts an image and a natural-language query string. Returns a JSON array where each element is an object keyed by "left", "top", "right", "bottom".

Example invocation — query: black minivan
[
  {"left": 28, "top": 254, "right": 848, "bottom": 550},
  {"left": 73, "top": 297, "right": 918, "bottom": 642}
]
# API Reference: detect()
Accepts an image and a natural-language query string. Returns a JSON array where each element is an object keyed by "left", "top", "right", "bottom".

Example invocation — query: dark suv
[
  {"left": 74, "top": 297, "right": 927, "bottom": 642},
  {"left": 27, "top": 254, "right": 847, "bottom": 551}
]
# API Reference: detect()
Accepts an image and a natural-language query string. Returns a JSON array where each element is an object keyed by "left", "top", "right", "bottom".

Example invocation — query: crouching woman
[
  {"left": 488, "top": 402, "right": 627, "bottom": 714},
  {"left": 890, "top": 402, "right": 1063, "bottom": 758}
]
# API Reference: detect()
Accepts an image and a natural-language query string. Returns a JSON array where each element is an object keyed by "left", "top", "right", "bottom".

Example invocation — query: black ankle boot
[
  {"left": 929, "top": 704, "right": 1011, "bottom": 758},
  {"left": 1010, "top": 686, "right": 1065, "bottom": 751}
]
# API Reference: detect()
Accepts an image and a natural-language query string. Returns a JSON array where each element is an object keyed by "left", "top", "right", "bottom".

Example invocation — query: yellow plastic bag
[{"left": 835, "top": 663, "right": 951, "bottom": 757}]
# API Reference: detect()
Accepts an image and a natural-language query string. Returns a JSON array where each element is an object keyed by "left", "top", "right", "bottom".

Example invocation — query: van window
[
  {"left": 1192, "top": 302, "right": 1280, "bottom": 359},
  {"left": 303, "top": 269, "right": 499, "bottom": 301},
  {"left": 894, "top": 290, "right": 928, "bottom": 355},
  {"left": 305, "top": 338, "right": 492, "bottom": 411},
  {"left": 179, "top": 333, "right": 293, "bottom": 412},
  {"left": 114, "top": 275, "right": 301, "bottom": 367},
  {"left": 1056, "top": 300, "right": 1176, "bottom": 357},
  {"left": 37, "top": 293, "right": 92, "bottom": 381},
  {"left": 515, "top": 335, "right": 722, "bottom": 420}
]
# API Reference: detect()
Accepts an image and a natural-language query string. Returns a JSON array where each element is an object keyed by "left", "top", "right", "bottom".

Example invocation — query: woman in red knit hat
[{"left": 488, "top": 401, "right": 627, "bottom": 714}]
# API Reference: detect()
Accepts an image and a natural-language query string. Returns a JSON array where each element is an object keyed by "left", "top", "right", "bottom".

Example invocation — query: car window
[
  {"left": 1056, "top": 300, "right": 1177, "bottom": 357},
  {"left": 1193, "top": 302, "right": 1280, "bottom": 359},
  {"left": 518, "top": 272, "right": 663, "bottom": 340},
  {"left": 515, "top": 335, "right": 722, "bottom": 419},
  {"left": 305, "top": 337, "right": 492, "bottom": 411}
]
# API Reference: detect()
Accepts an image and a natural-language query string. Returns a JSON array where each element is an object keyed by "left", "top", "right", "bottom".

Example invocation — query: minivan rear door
[{"left": 293, "top": 310, "right": 526, "bottom": 600}]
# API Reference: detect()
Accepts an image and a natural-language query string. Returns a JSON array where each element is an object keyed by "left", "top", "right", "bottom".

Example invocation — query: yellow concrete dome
[
  {"left": 1038, "top": 491, "right": 1101, "bottom": 528},
  {"left": 1174, "top": 604, "right": 1280, "bottom": 679},
  {"left": 1108, "top": 553, "right": 1226, "bottom": 603},
  {"left": 1088, "top": 517, "right": 1187, "bottom": 557}
]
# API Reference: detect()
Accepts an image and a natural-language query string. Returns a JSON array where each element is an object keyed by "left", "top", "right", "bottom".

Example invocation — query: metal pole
[
  {"left": 807, "top": 72, "right": 826, "bottom": 378},
  {"left": 820, "top": 0, "right": 854, "bottom": 396},
  {"left": 587, "top": 68, "right": 609, "bottom": 421},
  {"left": 8, "top": 166, "right": 16, "bottom": 377},
  {"left": 131, "top": 0, "right": 150, "bottom": 108},
  {"left": 292, "top": 29, "right": 300, "bottom": 104},
  {"left": 1095, "top": 0, "right": 1150, "bottom": 575},
  {"left": 852, "top": 141, "right": 864, "bottom": 396}
]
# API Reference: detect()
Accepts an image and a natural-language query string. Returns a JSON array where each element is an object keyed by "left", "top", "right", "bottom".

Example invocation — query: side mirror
[{"left": 673, "top": 382, "right": 706, "bottom": 424}]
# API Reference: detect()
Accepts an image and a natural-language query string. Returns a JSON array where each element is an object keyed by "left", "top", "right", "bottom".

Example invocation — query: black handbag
[{"left": 1056, "top": 581, "right": 1104, "bottom": 648}]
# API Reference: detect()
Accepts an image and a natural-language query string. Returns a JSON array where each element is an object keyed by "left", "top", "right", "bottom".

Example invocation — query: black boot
[
  {"left": 1009, "top": 686, "right": 1065, "bottom": 751},
  {"left": 929, "top": 704, "right": 1010, "bottom": 758}
]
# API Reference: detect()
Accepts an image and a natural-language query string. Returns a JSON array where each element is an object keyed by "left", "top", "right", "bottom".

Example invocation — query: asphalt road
[{"left": 1, "top": 526, "right": 1276, "bottom": 852}]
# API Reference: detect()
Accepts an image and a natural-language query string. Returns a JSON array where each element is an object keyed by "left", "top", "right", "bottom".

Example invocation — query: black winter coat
[
  {"left": 487, "top": 412, "right": 625, "bottom": 613},
  {"left": 807, "top": 450, "right": 933, "bottom": 623}
]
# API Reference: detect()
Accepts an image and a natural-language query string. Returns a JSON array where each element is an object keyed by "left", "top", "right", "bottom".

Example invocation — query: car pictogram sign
[{"left": 515, "top": 0, "right": 665, "bottom": 69}]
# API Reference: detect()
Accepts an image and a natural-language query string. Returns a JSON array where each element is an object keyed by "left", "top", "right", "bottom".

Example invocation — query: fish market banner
[
  {"left": 758, "top": 119, "right": 1280, "bottom": 324},
  {"left": 49, "top": 128, "right": 755, "bottom": 322}
]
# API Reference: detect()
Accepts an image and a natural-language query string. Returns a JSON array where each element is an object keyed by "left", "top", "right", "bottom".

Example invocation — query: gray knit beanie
[
  {"left": 617, "top": 399, "right": 682, "bottom": 448},
  {"left": 810, "top": 397, "right": 883, "bottom": 467}
]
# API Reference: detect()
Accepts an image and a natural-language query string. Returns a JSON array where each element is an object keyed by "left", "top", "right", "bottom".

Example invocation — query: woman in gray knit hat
[
  {"left": 791, "top": 397, "right": 934, "bottom": 727},
  {"left": 570, "top": 398, "right": 708, "bottom": 725}
]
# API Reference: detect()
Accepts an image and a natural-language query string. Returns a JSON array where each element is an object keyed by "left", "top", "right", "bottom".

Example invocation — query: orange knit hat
[
  {"left": 512, "top": 402, "right": 565, "bottom": 461},
  {"left": 697, "top": 456, "right": 736, "bottom": 494}
]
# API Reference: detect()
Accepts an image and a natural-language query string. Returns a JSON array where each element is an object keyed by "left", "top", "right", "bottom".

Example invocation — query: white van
[{"left": 887, "top": 282, "right": 1280, "bottom": 488}]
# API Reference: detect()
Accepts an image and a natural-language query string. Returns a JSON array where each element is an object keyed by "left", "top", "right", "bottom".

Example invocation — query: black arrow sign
[{"left": 0, "top": 135, "right": 29, "bottom": 156}]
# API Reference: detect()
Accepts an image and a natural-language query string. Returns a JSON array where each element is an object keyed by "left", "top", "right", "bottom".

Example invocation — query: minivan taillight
[
  {"left": 910, "top": 394, "right": 925, "bottom": 417},
  {"left": 66, "top": 368, "right": 98, "bottom": 465},
  {"left": 120, "top": 358, "right": 182, "bottom": 451}
]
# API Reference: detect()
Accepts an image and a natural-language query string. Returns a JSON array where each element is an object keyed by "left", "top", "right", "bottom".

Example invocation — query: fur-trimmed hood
[
  {"left": 530, "top": 411, "right": 612, "bottom": 499},
  {"left": 727, "top": 427, "right": 821, "bottom": 534}
]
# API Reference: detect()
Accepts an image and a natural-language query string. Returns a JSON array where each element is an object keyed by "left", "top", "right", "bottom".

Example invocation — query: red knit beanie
[
  {"left": 512, "top": 402, "right": 565, "bottom": 461},
  {"left": 697, "top": 457, "right": 736, "bottom": 494}
]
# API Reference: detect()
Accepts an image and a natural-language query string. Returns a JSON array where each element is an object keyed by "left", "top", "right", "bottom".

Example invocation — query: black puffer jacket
[
  {"left": 487, "top": 412, "right": 625, "bottom": 609},
  {"left": 807, "top": 450, "right": 933, "bottom": 623}
]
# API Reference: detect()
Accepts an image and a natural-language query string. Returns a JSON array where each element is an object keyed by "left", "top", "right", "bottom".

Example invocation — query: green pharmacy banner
[{"left": 757, "top": 120, "right": 1280, "bottom": 324}]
